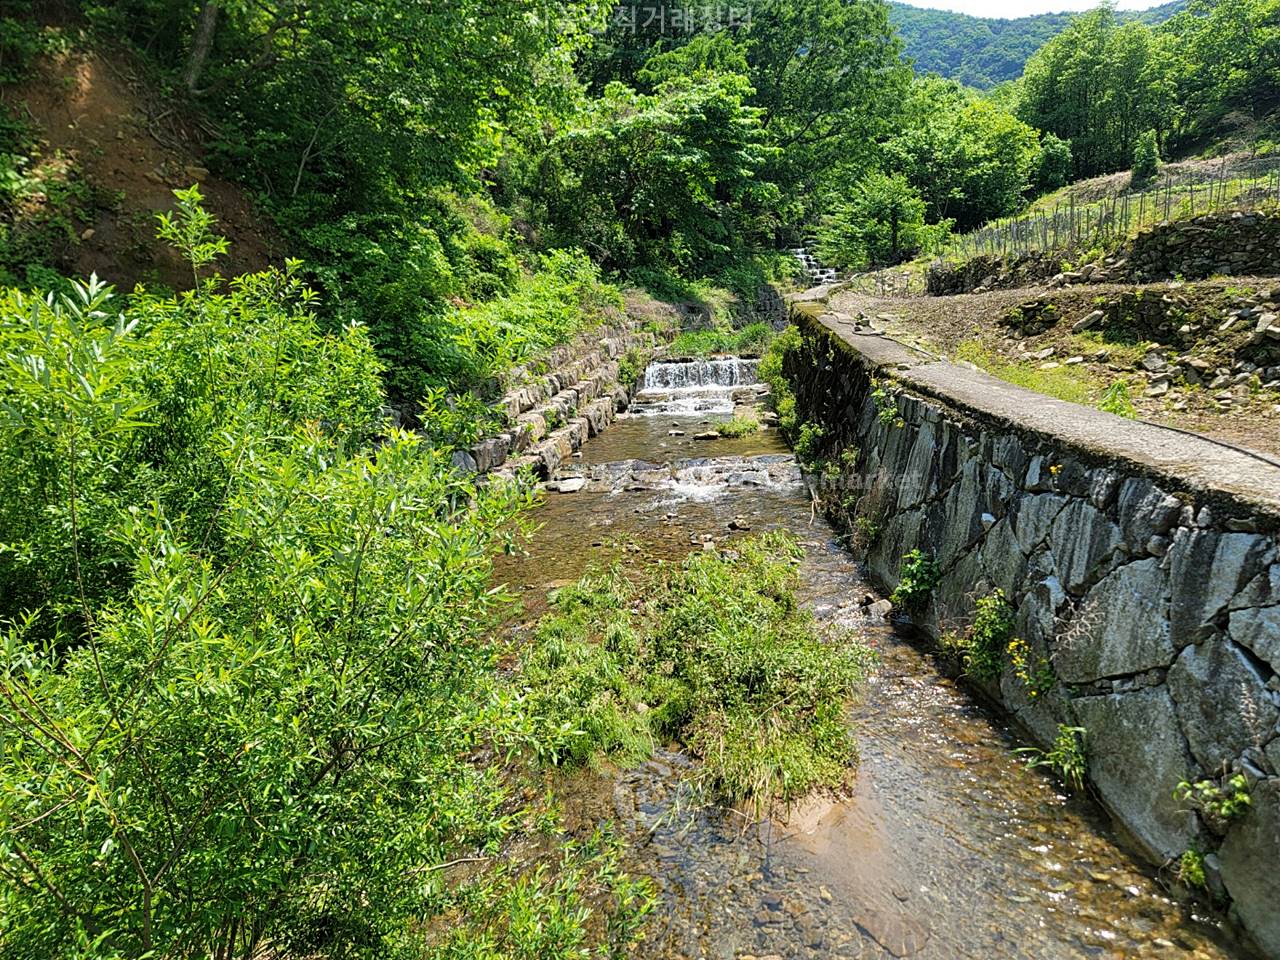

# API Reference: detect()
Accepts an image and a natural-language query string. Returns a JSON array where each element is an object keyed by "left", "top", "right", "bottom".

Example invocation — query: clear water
[{"left": 492, "top": 362, "right": 1248, "bottom": 960}]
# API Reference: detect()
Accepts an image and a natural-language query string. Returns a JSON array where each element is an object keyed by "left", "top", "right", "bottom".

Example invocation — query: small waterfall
[
  {"left": 642, "top": 358, "right": 760, "bottom": 391},
  {"left": 634, "top": 357, "right": 762, "bottom": 415},
  {"left": 788, "top": 245, "right": 840, "bottom": 286}
]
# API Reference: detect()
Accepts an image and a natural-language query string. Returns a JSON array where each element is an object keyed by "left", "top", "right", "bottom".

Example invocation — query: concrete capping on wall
[{"left": 787, "top": 298, "right": 1280, "bottom": 958}]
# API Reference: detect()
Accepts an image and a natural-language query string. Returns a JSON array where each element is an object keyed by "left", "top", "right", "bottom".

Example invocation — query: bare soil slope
[{"left": 2, "top": 35, "right": 278, "bottom": 288}]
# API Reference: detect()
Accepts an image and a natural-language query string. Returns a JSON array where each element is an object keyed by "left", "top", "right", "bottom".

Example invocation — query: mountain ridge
[{"left": 888, "top": 0, "right": 1187, "bottom": 88}]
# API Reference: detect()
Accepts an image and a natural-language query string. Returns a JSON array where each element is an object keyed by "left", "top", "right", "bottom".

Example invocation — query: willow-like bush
[{"left": 0, "top": 198, "right": 659, "bottom": 958}]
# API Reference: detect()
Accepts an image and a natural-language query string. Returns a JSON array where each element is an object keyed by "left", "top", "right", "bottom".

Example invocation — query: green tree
[
  {"left": 884, "top": 77, "right": 1041, "bottom": 230},
  {"left": 1132, "top": 128, "right": 1161, "bottom": 180},
  {"left": 1017, "top": 7, "right": 1172, "bottom": 177},
  {"left": 532, "top": 74, "right": 777, "bottom": 272},
  {"left": 743, "top": 0, "right": 910, "bottom": 227},
  {"left": 817, "top": 172, "right": 948, "bottom": 269},
  {"left": 1034, "top": 132, "right": 1074, "bottom": 193}
]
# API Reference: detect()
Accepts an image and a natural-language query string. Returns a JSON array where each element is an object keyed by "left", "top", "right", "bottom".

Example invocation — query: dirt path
[{"left": 827, "top": 278, "right": 1280, "bottom": 459}]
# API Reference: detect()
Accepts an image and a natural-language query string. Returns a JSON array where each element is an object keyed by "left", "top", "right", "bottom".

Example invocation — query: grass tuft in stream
[
  {"left": 518, "top": 532, "right": 876, "bottom": 814},
  {"left": 716, "top": 412, "right": 761, "bottom": 437}
]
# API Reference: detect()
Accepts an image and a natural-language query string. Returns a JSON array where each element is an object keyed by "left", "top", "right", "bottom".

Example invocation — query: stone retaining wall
[
  {"left": 785, "top": 300, "right": 1280, "bottom": 958},
  {"left": 927, "top": 212, "right": 1280, "bottom": 296},
  {"left": 454, "top": 318, "right": 658, "bottom": 481}
]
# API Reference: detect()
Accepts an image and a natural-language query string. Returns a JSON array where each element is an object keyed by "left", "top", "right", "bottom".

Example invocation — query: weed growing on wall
[
  {"left": 1175, "top": 773, "right": 1252, "bottom": 831},
  {"left": 1018, "top": 724, "right": 1087, "bottom": 791},
  {"left": 889, "top": 549, "right": 941, "bottom": 611}
]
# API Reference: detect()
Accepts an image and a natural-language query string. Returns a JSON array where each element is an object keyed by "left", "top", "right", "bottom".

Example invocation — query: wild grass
[
  {"left": 668, "top": 321, "right": 773, "bottom": 357},
  {"left": 518, "top": 532, "right": 876, "bottom": 814},
  {"left": 716, "top": 413, "right": 760, "bottom": 437},
  {"left": 954, "top": 340, "right": 1098, "bottom": 406}
]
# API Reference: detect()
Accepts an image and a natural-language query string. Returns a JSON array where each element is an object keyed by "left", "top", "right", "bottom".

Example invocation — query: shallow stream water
[{"left": 492, "top": 359, "right": 1246, "bottom": 960}]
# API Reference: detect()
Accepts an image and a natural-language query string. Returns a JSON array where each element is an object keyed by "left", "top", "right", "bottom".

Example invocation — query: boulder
[
  {"left": 1219, "top": 779, "right": 1280, "bottom": 958},
  {"left": 1055, "top": 559, "right": 1174, "bottom": 682},
  {"left": 1073, "top": 687, "right": 1199, "bottom": 860},
  {"left": 1168, "top": 639, "right": 1279, "bottom": 770}
]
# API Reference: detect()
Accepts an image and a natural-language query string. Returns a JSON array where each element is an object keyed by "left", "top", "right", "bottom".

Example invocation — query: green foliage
[
  {"left": 423, "top": 827, "right": 655, "bottom": 959},
  {"left": 759, "top": 325, "right": 800, "bottom": 438},
  {"left": 871, "top": 378, "right": 903, "bottom": 427},
  {"left": 939, "top": 589, "right": 1017, "bottom": 683},
  {"left": 887, "top": 0, "right": 1185, "bottom": 90},
  {"left": 1175, "top": 773, "right": 1253, "bottom": 826},
  {"left": 1178, "top": 848, "right": 1208, "bottom": 890},
  {"left": 519, "top": 533, "right": 876, "bottom": 814},
  {"left": 0, "top": 148, "right": 98, "bottom": 289},
  {"left": 155, "top": 184, "right": 230, "bottom": 282},
  {"left": 1035, "top": 133, "right": 1074, "bottom": 193},
  {"left": 1133, "top": 129, "right": 1162, "bottom": 182},
  {"left": 533, "top": 75, "right": 777, "bottom": 274},
  {"left": 1098, "top": 380, "right": 1139, "bottom": 418},
  {"left": 967, "top": 590, "right": 1016, "bottom": 682},
  {"left": 1019, "top": 725, "right": 1088, "bottom": 791},
  {"left": 0, "top": 208, "right": 652, "bottom": 959},
  {"left": 418, "top": 387, "right": 507, "bottom": 452},
  {"left": 1016, "top": 8, "right": 1173, "bottom": 178},
  {"left": 817, "top": 172, "right": 949, "bottom": 270},
  {"left": 1007, "top": 637, "right": 1056, "bottom": 699},
  {"left": 889, "top": 549, "right": 940, "bottom": 612},
  {"left": 883, "top": 77, "right": 1042, "bottom": 231},
  {"left": 716, "top": 413, "right": 761, "bottom": 438},
  {"left": 669, "top": 322, "right": 773, "bottom": 358},
  {"left": 792, "top": 421, "right": 826, "bottom": 468},
  {"left": 617, "top": 347, "right": 649, "bottom": 386}
]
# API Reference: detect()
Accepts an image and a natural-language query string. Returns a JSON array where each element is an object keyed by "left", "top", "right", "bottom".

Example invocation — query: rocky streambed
[{"left": 492, "top": 356, "right": 1247, "bottom": 960}]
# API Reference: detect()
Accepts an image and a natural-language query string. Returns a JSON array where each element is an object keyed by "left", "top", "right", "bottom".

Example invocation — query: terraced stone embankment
[
  {"left": 784, "top": 298, "right": 1280, "bottom": 958},
  {"left": 446, "top": 318, "right": 659, "bottom": 480}
]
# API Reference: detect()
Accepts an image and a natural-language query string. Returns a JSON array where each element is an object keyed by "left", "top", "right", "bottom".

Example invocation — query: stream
[{"left": 493, "top": 357, "right": 1245, "bottom": 960}]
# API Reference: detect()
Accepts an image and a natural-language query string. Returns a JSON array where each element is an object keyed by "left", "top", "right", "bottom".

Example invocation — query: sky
[{"left": 895, "top": 0, "right": 1171, "bottom": 16}]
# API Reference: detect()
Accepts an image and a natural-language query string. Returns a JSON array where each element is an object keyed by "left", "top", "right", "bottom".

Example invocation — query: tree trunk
[{"left": 184, "top": 1, "right": 220, "bottom": 94}]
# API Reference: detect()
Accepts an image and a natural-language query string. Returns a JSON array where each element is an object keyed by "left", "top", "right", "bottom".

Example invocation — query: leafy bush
[
  {"left": 1035, "top": 133, "right": 1074, "bottom": 194},
  {"left": 1098, "top": 380, "right": 1138, "bottom": 418},
  {"left": 0, "top": 200, "right": 648, "bottom": 959},
  {"left": 518, "top": 533, "right": 876, "bottom": 813},
  {"left": 963, "top": 589, "right": 1016, "bottom": 682},
  {"left": 449, "top": 248, "right": 624, "bottom": 390},
  {"left": 759, "top": 325, "right": 801, "bottom": 438},
  {"left": 1132, "top": 128, "right": 1161, "bottom": 182},
  {"left": 817, "top": 172, "right": 952, "bottom": 271},
  {"left": 533, "top": 75, "right": 777, "bottom": 274},
  {"left": 889, "top": 549, "right": 940, "bottom": 611}
]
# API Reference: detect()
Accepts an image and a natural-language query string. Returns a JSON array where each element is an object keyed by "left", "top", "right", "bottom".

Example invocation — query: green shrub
[
  {"left": 1177, "top": 849, "right": 1208, "bottom": 890},
  {"left": 759, "top": 325, "right": 800, "bottom": 438},
  {"left": 1132, "top": 129, "right": 1161, "bottom": 182},
  {"left": 519, "top": 532, "right": 876, "bottom": 814},
  {"left": 1098, "top": 380, "right": 1138, "bottom": 418},
  {"left": 1174, "top": 773, "right": 1252, "bottom": 828},
  {"left": 889, "top": 549, "right": 940, "bottom": 611},
  {"left": 964, "top": 589, "right": 1016, "bottom": 682},
  {"left": 716, "top": 413, "right": 760, "bottom": 438},
  {"left": 0, "top": 197, "right": 646, "bottom": 959}
]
